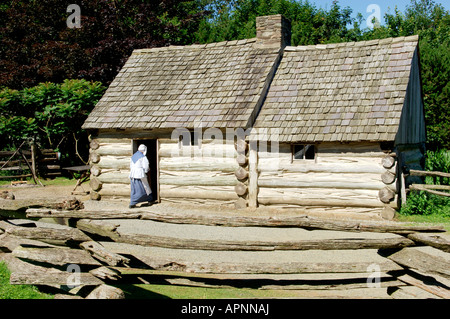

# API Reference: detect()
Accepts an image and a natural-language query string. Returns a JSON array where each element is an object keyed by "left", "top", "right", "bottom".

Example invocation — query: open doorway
[{"left": 132, "top": 139, "right": 159, "bottom": 202}]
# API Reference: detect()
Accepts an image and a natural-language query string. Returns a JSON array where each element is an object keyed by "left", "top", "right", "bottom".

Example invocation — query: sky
[{"left": 310, "top": 0, "right": 450, "bottom": 29}]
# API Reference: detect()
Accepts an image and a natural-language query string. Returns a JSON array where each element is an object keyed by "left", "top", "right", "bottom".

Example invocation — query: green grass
[
  {"left": 0, "top": 261, "right": 53, "bottom": 299},
  {"left": 396, "top": 213, "right": 450, "bottom": 232}
]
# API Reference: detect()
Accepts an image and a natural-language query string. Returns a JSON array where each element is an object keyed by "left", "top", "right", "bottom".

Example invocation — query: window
[{"left": 293, "top": 144, "right": 315, "bottom": 160}]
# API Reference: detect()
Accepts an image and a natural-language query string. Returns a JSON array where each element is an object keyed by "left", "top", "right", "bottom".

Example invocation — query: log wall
[
  {"left": 88, "top": 131, "right": 400, "bottom": 217},
  {"left": 88, "top": 137, "right": 133, "bottom": 200},
  {"left": 158, "top": 138, "right": 242, "bottom": 207},
  {"left": 256, "top": 142, "right": 399, "bottom": 215},
  {"left": 88, "top": 132, "right": 244, "bottom": 207}
]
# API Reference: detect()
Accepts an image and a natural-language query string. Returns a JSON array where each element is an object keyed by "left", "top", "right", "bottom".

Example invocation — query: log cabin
[{"left": 82, "top": 15, "right": 426, "bottom": 218}]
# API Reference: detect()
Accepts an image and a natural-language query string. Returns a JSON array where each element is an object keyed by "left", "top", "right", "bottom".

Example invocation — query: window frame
[{"left": 292, "top": 144, "right": 316, "bottom": 162}]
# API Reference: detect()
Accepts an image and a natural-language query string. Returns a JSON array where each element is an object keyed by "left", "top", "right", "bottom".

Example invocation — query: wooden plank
[
  {"left": 258, "top": 162, "right": 390, "bottom": 174},
  {"left": 409, "top": 169, "right": 450, "bottom": 178},
  {"left": 385, "top": 248, "right": 450, "bottom": 279},
  {"left": 10, "top": 271, "right": 103, "bottom": 286},
  {"left": 138, "top": 210, "right": 443, "bottom": 233},
  {"left": 160, "top": 174, "right": 237, "bottom": 186},
  {"left": 12, "top": 246, "right": 102, "bottom": 266},
  {"left": 390, "top": 286, "right": 441, "bottom": 299},
  {"left": 80, "top": 225, "right": 415, "bottom": 251},
  {"left": 112, "top": 268, "right": 404, "bottom": 290},
  {"left": 24, "top": 209, "right": 445, "bottom": 234},
  {"left": 258, "top": 176, "right": 395, "bottom": 191},
  {"left": 409, "top": 184, "right": 450, "bottom": 197},
  {"left": 248, "top": 142, "right": 258, "bottom": 208},
  {"left": 26, "top": 208, "right": 142, "bottom": 219},
  {"left": 397, "top": 273, "right": 449, "bottom": 299},
  {"left": 0, "top": 220, "right": 91, "bottom": 244},
  {"left": 99, "top": 242, "right": 403, "bottom": 274},
  {"left": 80, "top": 241, "right": 130, "bottom": 267},
  {"left": 257, "top": 196, "right": 389, "bottom": 208},
  {"left": 407, "top": 233, "right": 450, "bottom": 253},
  {"left": 127, "top": 235, "right": 414, "bottom": 251},
  {"left": 160, "top": 188, "right": 238, "bottom": 201}
]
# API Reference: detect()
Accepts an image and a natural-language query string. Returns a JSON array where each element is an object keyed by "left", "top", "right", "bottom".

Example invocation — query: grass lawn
[
  {"left": 0, "top": 261, "right": 53, "bottom": 299},
  {"left": 396, "top": 213, "right": 450, "bottom": 232}
]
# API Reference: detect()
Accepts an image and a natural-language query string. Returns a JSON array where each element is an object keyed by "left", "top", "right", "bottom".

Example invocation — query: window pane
[
  {"left": 304, "top": 145, "right": 315, "bottom": 160},
  {"left": 293, "top": 145, "right": 305, "bottom": 160}
]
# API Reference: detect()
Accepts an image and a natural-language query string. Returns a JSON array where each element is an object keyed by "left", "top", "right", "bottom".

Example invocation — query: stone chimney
[{"left": 256, "top": 14, "right": 291, "bottom": 48}]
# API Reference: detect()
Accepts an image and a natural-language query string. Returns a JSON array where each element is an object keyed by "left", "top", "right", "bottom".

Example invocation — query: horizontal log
[
  {"left": 160, "top": 188, "right": 238, "bottom": 200},
  {"left": 159, "top": 159, "right": 238, "bottom": 172},
  {"left": 159, "top": 143, "right": 237, "bottom": 158},
  {"left": 0, "top": 220, "right": 91, "bottom": 244},
  {"left": 98, "top": 183, "right": 130, "bottom": 197},
  {"left": 97, "top": 156, "right": 129, "bottom": 170},
  {"left": 89, "top": 177, "right": 102, "bottom": 191},
  {"left": 409, "top": 184, "right": 450, "bottom": 197},
  {"left": 379, "top": 187, "right": 396, "bottom": 203},
  {"left": 80, "top": 241, "right": 130, "bottom": 267},
  {"left": 160, "top": 175, "right": 237, "bottom": 187},
  {"left": 99, "top": 243, "right": 403, "bottom": 274},
  {"left": 257, "top": 196, "right": 393, "bottom": 208},
  {"left": 137, "top": 210, "right": 445, "bottom": 234},
  {"left": 258, "top": 187, "right": 380, "bottom": 201},
  {"left": 381, "top": 171, "right": 396, "bottom": 184},
  {"left": 396, "top": 273, "right": 450, "bottom": 299},
  {"left": 258, "top": 177, "right": 395, "bottom": 191},
  {"left": 12, "top": 246, "right": 102, "bottom": 266},
  {"left": 10, "top": 271, "right": 104, "bottom": 286},
  {"left": 409, "top": 169, "right": 450, "bottom": 178},
  {"left": 382, "top": 156, "right": 396, "bottom": 169},
  {"left": 97, "top": 172, "right": 130, "bottom": 184},
  {"left": 96, "top": 143, "right": 132, "bottom": 156},
  {"left": 258, "top": 162, "right": 390, "bottom": 174},
  {"left": 76, "top": 219, "right": 120, "bottom": 238},
  {"left": 407, "top": 233, "right": 450, "bottom": 253},
  {"left": 235, "top": 182, "right": 248, "bottom": 196},
  {"left": 26, "top": 208, "right": 142, "bottom": 219},
  {"left": 89, "top": 152, "right": 100, "bottom": 164},
  {"left": 112, "top": 268, "right": 403, "bottom": 290},
  {"left": 385, "top": 248, "right": 450, "bottom": 279},
  {"left": 89, "top": 267, "right": 122, "bottom": 281},
  {"left": 74, "top": 230, "right": 416, "bottom": 251}
]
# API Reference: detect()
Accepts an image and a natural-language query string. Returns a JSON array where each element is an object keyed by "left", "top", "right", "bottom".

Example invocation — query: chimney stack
[{"left": 256, "top": 15, "right": 291, "bottom": 48}]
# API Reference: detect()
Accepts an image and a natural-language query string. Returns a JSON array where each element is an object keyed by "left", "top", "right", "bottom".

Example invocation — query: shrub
[{"left": 400, "top": 149, "right": 450, "bottom": 216}]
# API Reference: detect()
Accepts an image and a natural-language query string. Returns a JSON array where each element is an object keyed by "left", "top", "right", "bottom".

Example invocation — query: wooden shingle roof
[
  {"left": 82, "top": 38, "right": 280, "bottom": 130},
  {"left": 83, "top": 31, "right": 420, "bottom": 144},
  {"left": 253, "top": 35, "right": 419, "bottom": 142}
]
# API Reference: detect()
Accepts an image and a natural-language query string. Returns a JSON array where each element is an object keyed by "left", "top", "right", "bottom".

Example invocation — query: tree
[
  {"left": 0, "top": 80, "right": 106, "bottom": 164},
  {"left": 0, "top": 0, "right": 207, "bottom": 89}
]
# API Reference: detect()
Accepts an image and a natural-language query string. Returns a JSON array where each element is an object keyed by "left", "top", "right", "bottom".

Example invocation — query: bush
[
  {"left": 400, "top": 149, "right": 450, "bottom": 216},
  {"left": 0, "top": 79, "right": 105, "bottom": 166}
]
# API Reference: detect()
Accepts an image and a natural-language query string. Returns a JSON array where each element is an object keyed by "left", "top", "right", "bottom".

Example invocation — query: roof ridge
[
  {"left": 133, "top": 38, "right": 258, "bottom": 54},
  {"left": 284, "top": 34, "right": 419, "bottom": 52}
]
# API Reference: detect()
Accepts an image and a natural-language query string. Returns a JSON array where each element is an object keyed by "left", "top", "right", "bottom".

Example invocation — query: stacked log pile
[{"left": 0, "top": 207, "right": 449, "bottom": 299}]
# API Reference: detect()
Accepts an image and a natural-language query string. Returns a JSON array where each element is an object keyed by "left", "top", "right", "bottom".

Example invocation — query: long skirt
[{"left": 130, "top": 178, "right": 153, "bottom": 205}]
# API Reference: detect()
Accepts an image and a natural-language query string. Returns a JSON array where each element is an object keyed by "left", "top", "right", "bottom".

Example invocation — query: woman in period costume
[{"left": 129, "top": 144, "right": 153, "bottom": 208}]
